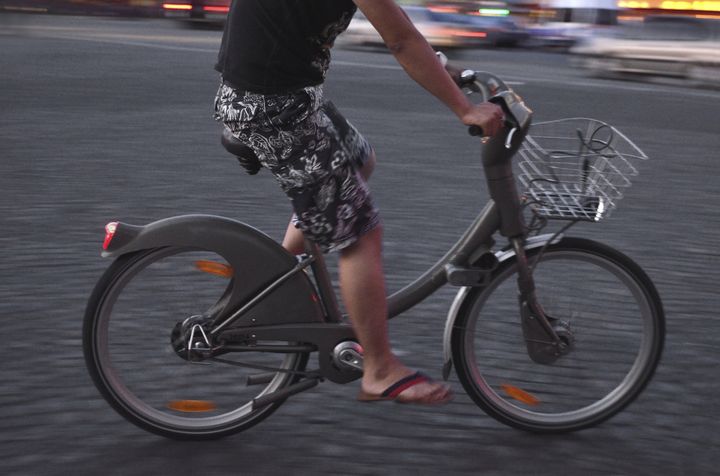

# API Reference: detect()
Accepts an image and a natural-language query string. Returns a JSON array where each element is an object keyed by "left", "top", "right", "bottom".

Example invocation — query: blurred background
[
  {"left": 2, "top": 1, "right": 719, "bottom": 475},
  {"left": 2, "top": 0, "right": 719, "bottom": 86}
]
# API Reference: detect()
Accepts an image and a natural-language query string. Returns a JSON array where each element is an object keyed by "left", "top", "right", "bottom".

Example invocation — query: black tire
[
  {"left": 83, "top": 247, "right": 309, "bottom": 440},
  {"left": 451, "top": 237, "right": 664, "bottom": 433}
]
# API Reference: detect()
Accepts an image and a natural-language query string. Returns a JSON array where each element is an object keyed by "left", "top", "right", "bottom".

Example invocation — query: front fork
[
  {"left": 477, "top": 88, "right": 572, "bottom": 364},
  {"left": 511, "top": 237, "right": 572, "bottom": 364}
]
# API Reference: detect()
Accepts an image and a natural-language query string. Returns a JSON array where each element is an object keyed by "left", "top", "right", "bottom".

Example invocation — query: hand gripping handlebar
[{"left": 456, "top": 70, "right": 532, "bottom": 142}]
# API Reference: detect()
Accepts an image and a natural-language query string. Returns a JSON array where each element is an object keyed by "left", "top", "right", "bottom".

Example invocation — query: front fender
[
  {"left": 101, "top": 214, "right": 325, "bottom": 326},
  {"left": 441, "top": 233, "right": 563, "bottom": 380}
]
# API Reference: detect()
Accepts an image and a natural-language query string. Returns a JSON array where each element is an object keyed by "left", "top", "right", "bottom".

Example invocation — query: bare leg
[
  {"left": 339, "top": 226, "right": 450, "bottom": 403},
  {"left": 282, "top": 150, "right": 449, "bottom": 403},
  {"left": 281, "top": 220, "right": 306, "bottom": 256}
]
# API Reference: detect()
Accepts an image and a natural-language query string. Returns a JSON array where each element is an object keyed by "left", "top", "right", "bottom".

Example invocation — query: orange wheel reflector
[
  {"left": 167, "top": 400, "right": 218, "bottom": 413},
  {"left": 500, "top": 384, "right": 540, "bottom": 406},
  {"left": 195, "top": 260, "right": 233, "bottom": 278}
]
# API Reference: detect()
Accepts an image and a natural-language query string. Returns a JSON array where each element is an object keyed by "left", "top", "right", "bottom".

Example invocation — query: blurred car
[
  {"left": 162, "top": 0, "right": 230, "bottom": 25},
  {"left": 0, "top": 0, "right": 158, "bottom": 16},
  {"left": 525, "top": 0, "right": 620, "bottom": 50},
  {"left": 342, "top": 6, "right": 527, "bottom": 49},
  {"left": 433, "top": 10, "right": 529, "bottom": 47},
  {"left": 571, "top": 16, "right": 720, "bottom": 86},
  {"left": 525, "top": 22, "right": 598, "bottom": 49}
]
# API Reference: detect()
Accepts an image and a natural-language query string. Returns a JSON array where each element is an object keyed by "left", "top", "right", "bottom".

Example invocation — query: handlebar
[
  {"left": 439, "top": 53, "right": 531, "bottom": 140},
  {"left": 440, "top": 54, "right": 534, "bottom": 238},
  {"left": 468, "top": 125, "right": 484, "bottom": 137}
]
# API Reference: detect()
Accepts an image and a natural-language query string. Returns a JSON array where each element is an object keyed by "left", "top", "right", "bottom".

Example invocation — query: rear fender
[{"left": 101, "top": 214, "right": 324, "bottom": 326}]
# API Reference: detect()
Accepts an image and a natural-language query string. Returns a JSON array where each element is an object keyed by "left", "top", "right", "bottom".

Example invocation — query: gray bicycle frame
[
  {"left": 209, "top": 73, "right": 560, "bottom": 358},
  {"left": 173, "top": 72, "right": 569, "bottom": 388}
]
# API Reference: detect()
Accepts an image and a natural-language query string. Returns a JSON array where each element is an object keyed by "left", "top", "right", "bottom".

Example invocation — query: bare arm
[{"left": 352, "top": 0, "right": 503, "bottom": 135}]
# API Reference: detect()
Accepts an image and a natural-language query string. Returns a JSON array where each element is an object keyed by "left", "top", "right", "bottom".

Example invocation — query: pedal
[{"left": 246, "top": 372, "right": 276, "bottom": 386}]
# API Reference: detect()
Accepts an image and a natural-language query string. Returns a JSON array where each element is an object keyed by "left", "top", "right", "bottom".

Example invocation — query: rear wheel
[
  {"left": 83, "top": 247, "right": 309, "bottom": 440},
  {"left": 452, "top": 237, "right": 664, "bottom": 433}
]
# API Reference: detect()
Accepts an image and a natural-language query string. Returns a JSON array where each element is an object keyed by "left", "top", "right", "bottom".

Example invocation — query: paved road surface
[{"left": 1, "top": 14, "right": 719, "bottom": 476}]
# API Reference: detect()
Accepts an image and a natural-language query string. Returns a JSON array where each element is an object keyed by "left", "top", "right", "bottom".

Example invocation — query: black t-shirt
[{"left": 215, "top": 0, "right": 357, "bottom": 94}]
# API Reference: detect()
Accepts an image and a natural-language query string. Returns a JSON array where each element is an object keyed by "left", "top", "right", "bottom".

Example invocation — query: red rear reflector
[
  {"left": 501, "top": 383, "right": 540, "bottom": 406},
  {"left": 103, "top": 222, "right": 118, "bottom": 250}
]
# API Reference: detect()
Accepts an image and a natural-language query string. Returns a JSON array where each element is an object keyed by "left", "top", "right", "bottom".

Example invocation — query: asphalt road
[{"left": 1, "top": 13, "right": 719, "bottom": 476}]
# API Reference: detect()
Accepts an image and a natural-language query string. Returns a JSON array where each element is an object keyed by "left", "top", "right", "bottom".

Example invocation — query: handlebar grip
[{"left": 468, "top": 125, "right": 484, "bottom": 137}]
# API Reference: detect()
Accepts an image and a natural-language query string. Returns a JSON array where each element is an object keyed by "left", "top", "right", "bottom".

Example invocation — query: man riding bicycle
[{"left": 213, "top": 0, "right": 504, "bottom": 405}]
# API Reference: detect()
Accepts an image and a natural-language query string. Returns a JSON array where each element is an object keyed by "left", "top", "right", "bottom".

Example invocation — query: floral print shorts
[{"left": 213, "top": 82, "right": 380, "bottom": 253}]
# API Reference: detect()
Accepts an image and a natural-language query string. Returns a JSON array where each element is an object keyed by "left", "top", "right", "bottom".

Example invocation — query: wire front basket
[{"left": 518, "top": 118, "right": 648, "bottom": 222}]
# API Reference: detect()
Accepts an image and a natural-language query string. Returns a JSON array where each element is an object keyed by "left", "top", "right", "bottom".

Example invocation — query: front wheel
[
  {"left": 83, "top": 247, "right": 309, "bottom": 440},
  {"left": 451, "top": 237, "right": 664, "bottom": 433}
]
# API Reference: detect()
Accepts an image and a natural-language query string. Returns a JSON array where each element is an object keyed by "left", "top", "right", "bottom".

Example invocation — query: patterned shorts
[{"left": 213, "top": 82, "right": 380, "bottom": 253}]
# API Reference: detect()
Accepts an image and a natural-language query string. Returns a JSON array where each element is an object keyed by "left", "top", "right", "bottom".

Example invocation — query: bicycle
[{"left": 83, "top": 70, "right": 665, "bottom": 440}]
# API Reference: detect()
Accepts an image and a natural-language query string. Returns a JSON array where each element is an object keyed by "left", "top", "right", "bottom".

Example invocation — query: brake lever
[
  {"left": 469, "top": 117, "right": 517, "bottom": 144},
  {"left": 489, "top": 94, "right": 522, "bottom": 149},
  {"left": 505, "top": 127, "right": 518, "bottom": 150}
]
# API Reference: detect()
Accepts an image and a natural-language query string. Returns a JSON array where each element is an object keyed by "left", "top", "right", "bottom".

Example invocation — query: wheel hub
[
  {"left": 171, "top": 314, "right": 214, "bottom": 362},
  {"left": 552, "top": 319, "right": 575, "bottom": 355},
  {"left": 523, "top": 312, "right": 575, "bottom": 364}
]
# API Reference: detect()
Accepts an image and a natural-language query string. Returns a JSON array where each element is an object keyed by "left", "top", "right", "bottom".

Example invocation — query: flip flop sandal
[{"left": 357, "top": 371, "right": 451, "bottom": 404}]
